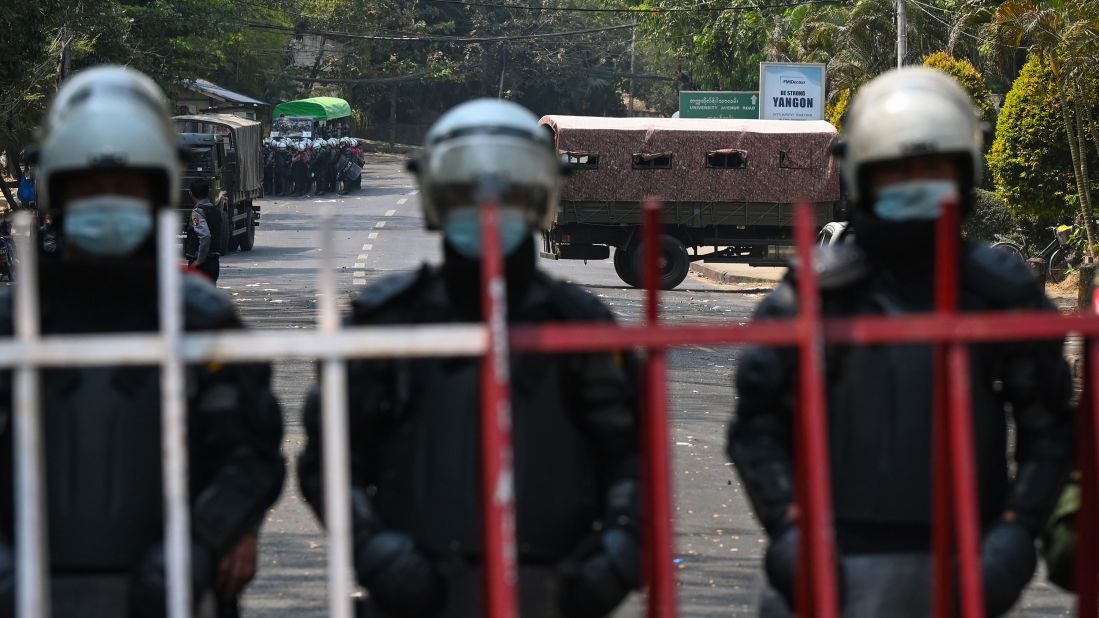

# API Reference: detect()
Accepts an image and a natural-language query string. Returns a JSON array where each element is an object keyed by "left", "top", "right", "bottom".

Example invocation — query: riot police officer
[
  {"left": 0, "top": 65, "right": 285, "bottom": 617},
  {"left": 726, "top": 67, "right": 1073, "bottom": 617},
  {"left": 298, "top": 99, "right": 642, "bottom": 618}
]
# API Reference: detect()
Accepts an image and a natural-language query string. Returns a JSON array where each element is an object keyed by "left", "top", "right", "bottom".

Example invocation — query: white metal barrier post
[
  {"left": 318, "top": 210, "right": 355, "bottom": 618},
  {"left": 157, "top": 210, "right": 192, "bottom": 618},
  {"left": 13, "top": 212, "right": 48, "bottom": 618}
]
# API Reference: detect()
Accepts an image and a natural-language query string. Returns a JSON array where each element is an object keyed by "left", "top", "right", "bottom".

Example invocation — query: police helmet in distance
[
  {"left": 411, "top": 98, "right": 561, "bottom": 231},
  {"left": 839, "top": 66, "right": 983, "bottom": 205}
]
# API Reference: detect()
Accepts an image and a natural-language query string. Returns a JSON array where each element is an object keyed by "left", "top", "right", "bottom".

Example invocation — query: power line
[
  {"left": 431, "top": 0, "right": 849, "bottom": 12},
  {"left": 239, "top": 20, "right": 636, "bottom": 43}
]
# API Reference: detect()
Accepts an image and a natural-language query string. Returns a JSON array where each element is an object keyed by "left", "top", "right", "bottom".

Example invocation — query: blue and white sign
[{"left": 759, "top": 62, "right": 827, "bottom": 121}]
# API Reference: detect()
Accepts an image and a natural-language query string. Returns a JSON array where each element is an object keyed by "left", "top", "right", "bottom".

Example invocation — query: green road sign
[{"left": 678, "top": 91, "right": 759, "bottom": 119}]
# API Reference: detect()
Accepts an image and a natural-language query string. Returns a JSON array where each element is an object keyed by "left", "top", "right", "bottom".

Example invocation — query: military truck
[
  {"left": 174, "top": 114, "right": 262, "bottom": 251},
  {"left": 538, "top": 115, "right": 842, "bottom": 289}
]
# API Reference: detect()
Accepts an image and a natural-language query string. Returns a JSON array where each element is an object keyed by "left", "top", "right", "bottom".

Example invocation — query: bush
[
  {"left": 964, "top": 189, "right": 1014, "bottom": 241},
  {"left": 986, "top": 54, "right": 1082, "bottom": 219},
  {"left": 922, "top": 51, "right": 996, "bottom": 123},
  {"left": 825, "top": 88, "right": 851, "bottom": 129}
]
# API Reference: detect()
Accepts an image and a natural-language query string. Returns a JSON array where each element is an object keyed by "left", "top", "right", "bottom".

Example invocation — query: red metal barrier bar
[
  {"left": 641, "top": 198, "right": 677, "bottom": 618},
  {"left": 509, "top": 311, "right": 1099, "bottom": 354},
  {"left": 931, "top": 201, "right": 985, "bottom": 618},
  {"left": 1078, "top": 340, "right": 1099, "bottom": 615},
  {"left": 479, "top": 201, "right": 519, "bottom": 618},
  {"left": 790, "top": 202, "right": 840, "bottom": 618}
]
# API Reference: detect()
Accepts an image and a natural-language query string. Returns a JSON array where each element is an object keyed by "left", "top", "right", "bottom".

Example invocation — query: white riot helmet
[
  {"left": 839, "top": 67, "right": 984, "bottom": 204},
  {"left": 328, "top": 138, "right": 338, "bottom": 147},
  {"left": 36, "top": 65, "right": 182, "bottom": 211},
  {"left": 410, "top": 98, "right": 560, "bottom": 232}
]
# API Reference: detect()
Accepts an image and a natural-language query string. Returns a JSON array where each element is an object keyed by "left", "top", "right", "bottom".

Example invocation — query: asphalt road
[{"left": 228, "top": 155, "right": 1074, "bottom": 616}]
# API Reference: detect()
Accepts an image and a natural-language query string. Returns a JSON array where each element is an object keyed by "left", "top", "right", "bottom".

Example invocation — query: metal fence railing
[{"left": 4, "top": 195, "right": 1097, "bottom": 617}]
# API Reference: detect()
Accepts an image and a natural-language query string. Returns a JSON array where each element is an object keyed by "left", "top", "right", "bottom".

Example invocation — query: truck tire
[
  {"left": 616, "top": 236, "right": 691, "bottom": 290},
  {"left": 653, "top": 235, "right": 690, "bottom": 290},
  {"left": 613, "top": 247, "right": 641, "bottom": 288},
  {"left": 238, "top": 206, "right": 256, "bottom": 251}
]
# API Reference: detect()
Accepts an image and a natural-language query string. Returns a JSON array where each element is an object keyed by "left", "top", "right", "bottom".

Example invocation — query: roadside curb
[
  {"left": 689, "top": 262, "right": 784, "bottom": 285},
  {"left": 356, "top": 138, "right": 421, "bottom": 156}
]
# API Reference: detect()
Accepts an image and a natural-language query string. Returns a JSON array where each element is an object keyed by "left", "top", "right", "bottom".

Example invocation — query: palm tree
[{"left": 993, "top": 0, "right": 1099, "bottom": 257}]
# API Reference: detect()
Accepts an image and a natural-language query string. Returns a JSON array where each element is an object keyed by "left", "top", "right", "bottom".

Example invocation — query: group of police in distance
[
  {"left": 0, "top": 59, "right": 1078, "bottom": 618},
  {"left": 262, "top": 136, "right": 363, "bottom": 198}
]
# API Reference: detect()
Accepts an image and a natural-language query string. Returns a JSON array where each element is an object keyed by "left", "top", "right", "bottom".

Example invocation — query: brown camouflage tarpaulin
[{"left": 540, "top": 116, "right": 840, "bottom": 205}]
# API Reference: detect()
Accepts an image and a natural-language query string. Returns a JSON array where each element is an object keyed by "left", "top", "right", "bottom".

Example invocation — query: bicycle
[{"left": 991, "top": 224, "right": 1076, "bottom": 284}]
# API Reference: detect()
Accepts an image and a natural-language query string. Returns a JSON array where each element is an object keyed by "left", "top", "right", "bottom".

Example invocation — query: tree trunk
[
  {"left": 1053, "top": 66, "right": 1096, "bottom": 258},
  {"left": 1074, "top": 98, "right": 1096, "bottom": 243}
]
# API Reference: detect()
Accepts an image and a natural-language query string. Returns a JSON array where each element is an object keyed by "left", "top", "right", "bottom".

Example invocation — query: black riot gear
[
  {"left": 727, "top": 241, "right": 1073, "bottom": 615},
  {"left": 298, "top": 237, "right": 641, "bottom": 618},
  {"left": 0, "top": 261, "right": 285, "bottom": 617}
]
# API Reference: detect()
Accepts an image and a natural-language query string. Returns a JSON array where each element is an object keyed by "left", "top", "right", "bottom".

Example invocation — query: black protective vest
[{"left": 371, "top": 352, "right": 601, "bottom": 561}]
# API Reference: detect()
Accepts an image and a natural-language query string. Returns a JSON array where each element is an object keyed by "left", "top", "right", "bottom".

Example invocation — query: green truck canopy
[{"left": 273, "top": 97, "right": 351, "bottom": 121}]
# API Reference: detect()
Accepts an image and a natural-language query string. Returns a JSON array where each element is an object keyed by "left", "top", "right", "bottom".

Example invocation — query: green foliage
[
  {"left": 825, "top": 89, "right": 850, "bottom": 129},
  {"left": 963, "top": 188, "right": 1015, "bottom": 241},
  {"left": 987, "top": 54, "right": 1090, "bottom": 217},
  {"left": 922, "top": 51, "right": 996, "bottom": 122}
]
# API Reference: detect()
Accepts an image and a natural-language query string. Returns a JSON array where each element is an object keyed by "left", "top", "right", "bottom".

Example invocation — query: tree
[
  {"left": 993, "top": 0, "right": 1099, "bottom": 255},
  {"left": 987, "top": 54, "right": 1090, "bottom": 218},
  {"left": 922, "top": 51, "right": 996, "bottom": 122}
]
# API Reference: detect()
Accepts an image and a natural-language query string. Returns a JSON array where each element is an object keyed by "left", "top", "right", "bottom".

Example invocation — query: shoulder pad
[
  {"left": 787, "top": 244, "right": 872, "bottom": 291},
  {"left": 964, "top": 242, "right": 1043, "bottom": 308},
  {"left": 542, "top": 274, "right": 615, "bottom": 322},
  {"left": 183, "top": 274, "right": 239, "bottom": 330},
  {"left": 351, "top": 266, "right": 431, "bottom": 321}
]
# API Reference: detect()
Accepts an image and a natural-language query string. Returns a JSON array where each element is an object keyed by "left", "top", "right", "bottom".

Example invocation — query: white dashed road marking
[
  {"left": 354, "top": 262, "right": 365, "bottom": 268},
  {"left": 353, "top": 271, "right": 366, "bottom": 277},
  {"left": 368, "top": 232, "right": 378, "bottom": 239},
  {"left": 396, "top": 198, "right": 408, "bottom": 205},
  {"left": 362, "top": 244, "right": 373, "bottom": 251},
  {"left": 357, "top": 254, "right": 368, "bottom": 260},
  {"left": 353, "top": 279, "right": 366, "bottom": 286},
  {"left": 386, "top": 209, "right": 397, "bottom": 216},
  {"left": 375, "top": 221, "right": 386, "bottom": 228}
]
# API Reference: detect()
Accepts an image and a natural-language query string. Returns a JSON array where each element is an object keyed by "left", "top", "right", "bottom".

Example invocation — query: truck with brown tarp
[
  {"left": 174, "top": 113, "right": 263, "bottom": 252},
  {"left": 538, "top": 115, "right": 842, "bottom": 289}
]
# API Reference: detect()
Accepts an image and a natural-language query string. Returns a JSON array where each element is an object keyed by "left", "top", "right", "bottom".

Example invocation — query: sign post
[
  {"left": 759, "top": 63, "right": 827, "bottom": 121},
  {"left": 678, "top": 91, "right": 759, "bottom": 119}
]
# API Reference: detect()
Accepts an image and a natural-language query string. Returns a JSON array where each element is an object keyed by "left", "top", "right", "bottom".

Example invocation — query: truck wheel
[
  {"left": 238, "top": 207, "right": 256, "bottom": 251},
  {"left": 617, "top": 236, "right": 691, "bottom": 290},
  {"left": 652, "top": 235, "right": 690, "bottom": 290},
  {"left": 613, "top": 247, "right": 641, "bottom": 288}
]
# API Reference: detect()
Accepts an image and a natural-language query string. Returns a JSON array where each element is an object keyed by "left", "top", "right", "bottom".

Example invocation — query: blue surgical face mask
[
  {"left": 443, "top": 207, "right": 530, "bottom": 259},
  {"left": 873, "top": 179, "right": 959, "bottom": 222},
  {"left": 63, "top": 195, "right": 154, "bottom": 257}
]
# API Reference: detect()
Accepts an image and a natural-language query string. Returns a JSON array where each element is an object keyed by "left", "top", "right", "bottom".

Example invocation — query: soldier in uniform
[
  {"left": 185, "top": 179, "right": 221, "bottom": 284},
  {"left": 0, "top": 65, "right": 285, "bottom": 617},
  {"left": 298, "top": 99, "right": 642, "bottom": 618},
  {"left": 727, "top": 67, "right": 1073, "bottom": 617}
]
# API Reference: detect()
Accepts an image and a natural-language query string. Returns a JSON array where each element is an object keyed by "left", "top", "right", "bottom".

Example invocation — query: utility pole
[
  {"left": 628, "top": 27, "right": 636, "bottom": 117},
  {"left": 896, "top": 0, "right": 907, "bottom": 68}
]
